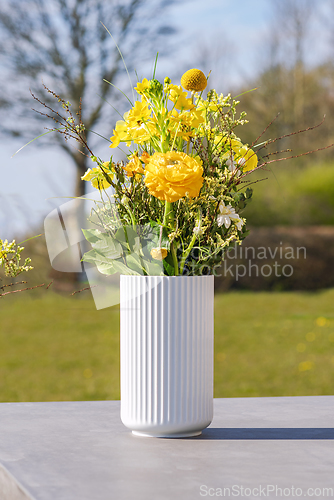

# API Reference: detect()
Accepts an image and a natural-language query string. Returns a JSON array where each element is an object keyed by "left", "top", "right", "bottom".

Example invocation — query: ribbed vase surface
[{"left": 120, "top": 275, "right": 214, "bottom": 438}]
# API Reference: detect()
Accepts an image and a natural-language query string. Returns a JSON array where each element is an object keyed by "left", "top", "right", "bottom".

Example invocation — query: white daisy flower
[{"left": 216, "top": 201, "right": 244, "bottom": 231}]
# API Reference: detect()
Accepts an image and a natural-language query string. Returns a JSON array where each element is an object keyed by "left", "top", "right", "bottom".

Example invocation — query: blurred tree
[
  {"left": 236, "top": 0, "right": 334, "bottom": 163},
  {"left": 0, "top": 0, "right": 176, "bottom": 198}
]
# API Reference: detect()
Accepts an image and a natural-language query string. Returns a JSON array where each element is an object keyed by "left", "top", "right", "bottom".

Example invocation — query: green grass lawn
[{"left": 1, "top": 289, "right": 334, "bottom": 402}]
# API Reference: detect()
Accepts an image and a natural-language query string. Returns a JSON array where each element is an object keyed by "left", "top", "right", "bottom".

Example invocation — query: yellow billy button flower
[
  {"left": 181, "top": 69, "right": 207, "bottom": 92},
  {"left": 144, "top": 151, "right": 203, "bottom": 203},
  {"left": 81, "top": 162, "right": 114, "bottom": 190},
  {"left": 150, "top": 247, "right": 168, "bottom": 260}
]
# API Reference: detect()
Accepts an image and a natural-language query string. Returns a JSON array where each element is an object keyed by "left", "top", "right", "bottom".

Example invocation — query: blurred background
[{"left": 0, "top": 0, "right": 333, "bottom": 402}]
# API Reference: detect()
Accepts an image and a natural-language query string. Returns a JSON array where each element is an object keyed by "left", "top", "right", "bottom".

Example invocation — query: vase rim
[{"left": 120, "top": 274, "right": 214, "bottom": 278}]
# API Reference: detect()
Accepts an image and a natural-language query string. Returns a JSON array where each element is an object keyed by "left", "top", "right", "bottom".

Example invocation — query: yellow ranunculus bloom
[
  {"left": 81, "top": 162, "right": 114, "bottom": 190},
  {"left": 144, "top": 151, "right": 203, "bottom": 202}
]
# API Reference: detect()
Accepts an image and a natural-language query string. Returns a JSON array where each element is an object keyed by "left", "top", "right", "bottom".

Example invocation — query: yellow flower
[
  {"left": 144, "top": 151, "right": 203, "bottom": 202},
  {"left": 109, "top": 129, "right": 120, "bottom": 148},
  {"left": 150, "top": 248, "right": 168, "bottom": 260},
  {"left": 167, "top": 84, "right": 194, "bottom": 111},
  {"left": 109, "top": 120, "right": 131, "bottom": 148},
  {"left": 181, "top": 69, "right": 207, "bottom": 92},
  {"left": 220, "top": 137, "right": 258, "bottom": 172},
  {"left": 109, "top": 101, "right": 152, "bottom": 148},
  {"left": 81, "top": 162, "right": 114, "bottom": 190},
  {"left": 140, "top": 151, "right": 151, "bottom": 164},
  {"left": 123, "top": 153, "right": 144, "bottom": 178},
  {"left": 236, "top": 146, "right": 258, "bottom": 172},
  {"left": 127, "top": 100, "right": 151, "bottom": 124},
  {"left": 109, "top": 101, "right": 153, "bottom": 148},
  {"left": 134, "top": 78, "right": 150, "bottom": 94}
]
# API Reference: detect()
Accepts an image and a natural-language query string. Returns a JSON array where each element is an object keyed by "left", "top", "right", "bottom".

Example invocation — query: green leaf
[
  {"left": 81, "top": 249, "right": 102, "bottom": 264},
  {"left": 111, "top": 259, "right": 141, "bottom": 275},
  {"left": 82, "top": 228, "right": 103, "bottom": 245},
  {"left": 163, "top": 253, "right": 175, "bottom": 276},
  {"left": 143, "top": 260, "right": 164, "bottom": 276},
  {"left": 93, "top": 234, "right": 123, "bottom": 260},
  {"left": 125, "top": 254, "right": 145, "bottom": 274},
  {"left": 96, "top": 261, "right": 117, "bottom": 275}
]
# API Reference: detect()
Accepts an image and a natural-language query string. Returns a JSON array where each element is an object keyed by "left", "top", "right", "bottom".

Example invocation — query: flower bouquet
[
  {"left": 32, "top": 65, "right": 330, "bottom": 437},
  {"left": 78, "top": 68, "right": 257, "bottom": 277}
]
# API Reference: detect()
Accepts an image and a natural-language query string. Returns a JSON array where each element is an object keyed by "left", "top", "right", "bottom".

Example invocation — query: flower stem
[
  {"left": 163, "top": 200, "right": 179, "bottom": 275},
  {"left": 163, "top": 201, "right": 174, "bottom": 227},
  {"left": 171, "top": 242, "right": 179, "bottom": 276},
  {"left": 179, "top": 233, "right": 197, "bottom": 275}
]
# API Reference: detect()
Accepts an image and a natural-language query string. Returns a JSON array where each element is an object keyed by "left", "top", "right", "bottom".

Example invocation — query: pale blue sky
[{"left": 0, "top": 0, "right": 331, "bottom": 239}]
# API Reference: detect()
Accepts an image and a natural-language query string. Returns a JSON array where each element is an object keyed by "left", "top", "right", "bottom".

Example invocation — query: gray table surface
[{"left": 0, "top": 397, "right": 333, "bottom": 500}]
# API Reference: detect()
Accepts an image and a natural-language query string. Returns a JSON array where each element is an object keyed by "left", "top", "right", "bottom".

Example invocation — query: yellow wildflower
[
  {"left": 109, "top": 129, "right": 120, "bottom": 148},
  {"left": 181, "top": 69, "right": 207, "bottom": 92},
  {"left": 123, "top": 153, "right": 144, "bottom": 178},
  {"left": 150, "top": 248, "right": 168, "bottom": 260},
  {"left": 236, "top": 146, "right": 258, "bottom": 172},
  {"left": 81, "top": 162, "right": 114, "bottom": 190},
  {"left": 110, "top": 101, "right": 154, "bottom": 148},
  {"left": 167, "top": 84, "right": 194, "bottom": 111},
  {"left": 127, "top": 100, "right": 151, "bottom": 124},
  {"left": 220, "top": 137, "right": 258, "bottom": 172},
  {"left": 144, "top": 151, "right": 203, "bottom": 202},
  {"left": 109, "top": 120, "right": 131, "bottom": 148},
  {"left": 140, "top": 151, "right": 151, "bottom": 164},
  {"left": 134, "top": 78, "right": 150, "bottom": 94}
]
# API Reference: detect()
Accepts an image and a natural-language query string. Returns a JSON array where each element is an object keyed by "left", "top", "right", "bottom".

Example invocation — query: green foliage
[
  {"left": 82, "top": 221, "right": 168, "bottom": 276},
  {"left": 1, "top": 290, "right": 334, "bottom": 401},
  {"left": 243, "top": 162, "right": 334, "bottom": 226}
]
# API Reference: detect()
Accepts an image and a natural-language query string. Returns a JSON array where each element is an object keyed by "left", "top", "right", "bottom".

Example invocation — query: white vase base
[{"left": 132, "top": 430, "right": 202, "bottom": 439}]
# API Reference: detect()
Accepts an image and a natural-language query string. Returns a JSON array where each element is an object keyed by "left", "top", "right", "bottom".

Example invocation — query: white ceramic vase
[{"left": 120, "top": 275, "right": 214, "bottom": 438}]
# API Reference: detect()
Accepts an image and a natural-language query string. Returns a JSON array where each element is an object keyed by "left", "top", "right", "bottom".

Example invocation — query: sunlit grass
[
  {"left": 214, "top": 289, "right": 334, "bottom": 397},
  {"left": 1, "top": 289, "right": 334, "bottom": 402}
]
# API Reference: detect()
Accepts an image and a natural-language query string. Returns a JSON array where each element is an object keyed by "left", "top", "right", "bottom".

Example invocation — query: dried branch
[
  {"left": 0, "top": 283, "right": 45, "bottom": 297},
  {"left": 251, "top": 113, "right": 280, "bottom": 148},
  {"left": 71, "top": 285, "right": 97, "bottom": 296},
  {"left": 255, "top": 116, "right": 327, "bottom": 155},
  {"left": 0, "top": 281, "right": 27, "bottom": 290}
]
